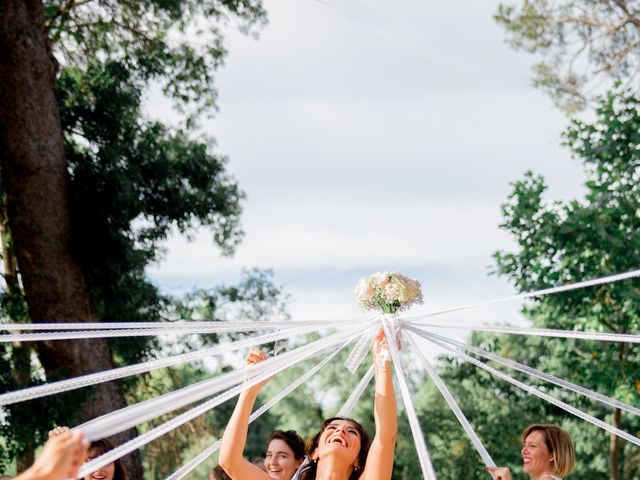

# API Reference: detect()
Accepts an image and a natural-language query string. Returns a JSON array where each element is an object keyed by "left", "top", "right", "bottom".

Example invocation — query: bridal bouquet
[{"left": 355, "top": 271, "right": 423, "bottom": 314}]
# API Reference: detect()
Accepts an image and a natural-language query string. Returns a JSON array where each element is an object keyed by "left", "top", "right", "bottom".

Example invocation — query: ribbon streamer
[
  {"left": 401, "top": 269, "right": 640, "bottom": 321},
  {"left": 344, "top": 322, "right": 378, "bottom": 374},
  {"left": 336, "top": 365, "right": 375, "bottom": 417},
  {"left": 0, "top": 319, "right": 365, "bottom": 343},
  {"left": 406, "top": 322, "right": 640, "bottom": 344},
  {"left": 416, "top": 328, "right": 640, "bottom": 417},
  {"left": 412, "top": 328, "right": 640, "bottom": 448},
  {"left": 76, "top": 320, "right": 376, "bottom": 441},
  {"left": 381, "top": 318, "right": 437, "bottom": 480},
  {"left": 165, "top": 341, "right": 350, "bottom": 480},
  {"left": 0, "top": 318, "right": 366, "bottom": 331},
  {"left": 0, "top": 325, "right": 321, "bottom": 406},
  {"left": 407, "top": 334, "right": 495, "bottom": 467}
]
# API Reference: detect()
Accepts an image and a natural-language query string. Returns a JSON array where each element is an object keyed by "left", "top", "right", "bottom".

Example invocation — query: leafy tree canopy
[
  {"left": 493, "top": 86, "right": 640, "bottom": 478},
  {"left": 495, "top": 1, "right": 640, "bottom": 112}
]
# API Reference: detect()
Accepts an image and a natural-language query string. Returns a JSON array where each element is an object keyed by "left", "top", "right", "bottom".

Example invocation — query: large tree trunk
[{"left": 0, "top": 2, "right": 142, "bottom": 478}]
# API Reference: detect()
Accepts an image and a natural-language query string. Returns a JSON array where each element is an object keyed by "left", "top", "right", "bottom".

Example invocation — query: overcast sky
[{"left": 148, "top": 0, "right": 586, "bottom": 330}]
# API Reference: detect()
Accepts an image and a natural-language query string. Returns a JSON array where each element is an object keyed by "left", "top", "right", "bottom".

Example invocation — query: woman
[
  {"left": 83, "top": 438, "right": 128, "bottom": 480},
  {"left": 263, "top": 430, "right": 306, "bottom": 479},
  {"left": 49, "top": 427, "right": 127, "bottom": 480},
  {"left": 219, "top": 329, "right": 397, "bottom": 480},
  {"left": 15, "top": 430, "right": 88, "bottom": 480},
  {"left": 486, "top": 424, "right": 575, "bottom": 480}
]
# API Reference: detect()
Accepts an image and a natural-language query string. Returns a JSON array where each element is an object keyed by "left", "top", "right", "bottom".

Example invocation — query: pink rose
[
  {"left": 363, "top": 285, "right": 375, "bottom": 300},
  {"left": 374, "top": 272, "right": 390, "bottom": 286}
]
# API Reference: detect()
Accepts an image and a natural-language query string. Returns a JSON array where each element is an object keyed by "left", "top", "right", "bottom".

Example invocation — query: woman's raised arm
[
  {"left": 218, "top": 348, "right": 271, "bottom": 480},
  {"left": 360, "top": 329, "right": 397, "bottom": 480}
]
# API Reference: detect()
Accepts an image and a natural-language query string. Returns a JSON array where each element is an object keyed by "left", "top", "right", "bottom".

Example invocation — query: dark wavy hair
[
  {"left": 86, "top": 439, "right": 128, "bottom": 480},
  {"left": 298, "top": 417, "right": 370, "bottom": 480},
  {"left": 267, "top": 430, "right": 306, "bottom": 460}
]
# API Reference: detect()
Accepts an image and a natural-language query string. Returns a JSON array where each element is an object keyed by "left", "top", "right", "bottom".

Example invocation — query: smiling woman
[
  {"left": 487, "top": 424, "right": 575, "bottom": 480},
  {"left": 82, "top": 439, "right": 128, "bottom": 480},
  {"left": 48, "top": 428, "right": 128, "bottom": 480},
  {"left": 297, "top": 417, "right": 371, "bottom": 480},
  {"left": 264, "top": 430, "right": 305, "bottom": 479},
  {"left": 219, "top": 330, "right": 397, "bottom": 480}
]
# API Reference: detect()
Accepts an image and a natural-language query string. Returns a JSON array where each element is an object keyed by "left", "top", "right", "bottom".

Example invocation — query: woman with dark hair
[
  {"left": 219, "top": 329, "right": 397, "bottom": 480},
  {"left": 296, "top": 416, "right": 371, "bottom": 480},
  {"left": 486, "top": 424, "right": 575, "bottom": 480},
  {"left": 263, "top": 430, "right": 305, "bottom": 479},
  {"left": 83, "top": 438, "right": 128, "bottom": 480},
  {"left": 48, "top": 428, "right": 128, "bottom": 480}
]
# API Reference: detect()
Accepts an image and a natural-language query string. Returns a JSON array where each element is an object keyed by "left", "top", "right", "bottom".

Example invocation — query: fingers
[
  {"left": 66, "top": 432, "right": 89, "bottom": 478},
  {"left": 48, "top": 425, "right": 70, "bottom": 439},
  {"left": 245, "top": 347, "right": 267, "bottom": 365},
  {"left": 485, "top": 466, "right": 510, "bottom": 480},
  {"left": 27, "top": 430, "right": 89, "bottom": 480}
]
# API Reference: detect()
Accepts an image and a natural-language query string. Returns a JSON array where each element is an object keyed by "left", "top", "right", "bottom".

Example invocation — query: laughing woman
[{"left": 219, "top": 329, "right": 397, "bottom": 480}]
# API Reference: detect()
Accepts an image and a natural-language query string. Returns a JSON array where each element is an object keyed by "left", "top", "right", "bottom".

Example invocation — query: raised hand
[
  {"left": 486, "top": 466, "right": 513, "bottom": 480},
  {"left": 18, "top": 430, "right": 88, "bottom": 480}
]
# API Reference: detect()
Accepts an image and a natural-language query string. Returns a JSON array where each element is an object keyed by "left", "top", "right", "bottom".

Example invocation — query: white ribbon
[
  {"left": 412, "top": 327, "right": 640, "bottom": 417},
  {"left": 381, "top": 318, "right": 437, "bottom": 480},
  {"left": 0, "top": 318, "right": 367, "bottom": 331},
  {"left": 407, "top": 333, "right": 495, "bottom": 467},
  {"left": 164, "top": 340, "right": 350, "bottom": 480},
  {"left": 75, "top": 320, "right": 376, "bottom": 441},
  {"left": 0, "top": 319, "right": 366, "bottom": 343},
  {"left": 412, "top": 328, "right": 640, "bottom": 448},
  {"left": 401, "top": 269, "right": 640, "bottom": 320},
  {"left": 336, "top": 365, "right": 375, "bottom": 417},
  {"left": 405, "top": 322, "right": 640, "bottom": 344},
  {"left": 0, "top": 325, "right": 321, "bottom": 406},
  {"left": 344, "top": 322, "right": 378, "bottom": 374}
]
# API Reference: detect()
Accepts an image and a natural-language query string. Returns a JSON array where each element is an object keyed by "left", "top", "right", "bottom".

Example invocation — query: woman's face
[
  {"left": 521, "top": 430, "right": 554, "bottom": 478},
  {"left": 264, "top": 439, "right": 302, "bottom": 480},
  {"left": 316, "top": 419, "right": 362, "bottom": 467},
  {"left": 84, "top": 449, "right": 115, "bottom": 480}
]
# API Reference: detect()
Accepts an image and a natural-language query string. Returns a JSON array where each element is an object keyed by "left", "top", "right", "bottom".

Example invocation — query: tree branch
[{"left": 44, "top": 0, "right": 96, "bottom": 29}]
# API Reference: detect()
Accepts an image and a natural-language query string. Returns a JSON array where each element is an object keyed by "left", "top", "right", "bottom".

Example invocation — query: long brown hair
[
  {"left": 86, "top": 439, "right": 128, "bottom": 480},
  {"left": 298, "top": 417, "right": 371, "bottom": 480}
]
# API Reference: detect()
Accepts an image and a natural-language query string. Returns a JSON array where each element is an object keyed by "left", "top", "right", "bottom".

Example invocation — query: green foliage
[
  {"left": 2, "top": 0, "right": 270, "bottom": 472},
  {"left": 495, "top": 1, "right": 640, "bottom": 112},
  {"left": 44, "top": 0, "right": 266, "bottom": 123},
  {"left": 491, "top": 86, "right": 640, "bottom": 477},
  {"left": 405, "top": 331, "right": 628, "bottom": 479}
]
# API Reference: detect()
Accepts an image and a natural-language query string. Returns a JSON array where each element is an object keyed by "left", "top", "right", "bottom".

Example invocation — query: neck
[
  {"left": 315, "top": 456, "right": 354, "bottom": 480},
  {"left": 533, "top": 473, "right": 559, "bottom": 480}
]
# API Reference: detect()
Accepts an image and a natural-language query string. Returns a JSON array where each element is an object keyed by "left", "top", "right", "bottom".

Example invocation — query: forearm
[
  {"left": 219, "top": 389, "right": 259, "bottom": 472},
  {"left": 373, "top": 362, "right": 397, "bottom": 442},
  {"left": 15, "top": 468, "right": 48, "bottom": 480}
]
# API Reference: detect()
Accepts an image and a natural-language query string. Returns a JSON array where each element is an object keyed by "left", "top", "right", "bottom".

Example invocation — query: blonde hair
[{"left": 522, "top": 424, "right": 575, "bottom": 477}]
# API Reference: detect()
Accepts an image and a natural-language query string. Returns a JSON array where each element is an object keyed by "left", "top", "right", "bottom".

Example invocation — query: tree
[
  {"left": 493, "top": 86, "right": 640, "bottom": 479},
  {"left": 0, "top": 0, "right": 266, "bottom": 476},
  {"left": 495, "top": 1, "right": 640, "bottom": 112},
  {"left": 408, "top": 330, "right": 629, "bottom": 479}
]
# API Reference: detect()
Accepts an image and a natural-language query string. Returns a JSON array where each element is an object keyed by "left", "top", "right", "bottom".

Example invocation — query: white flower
[{"left": 354, "top": 271, "right": 423, "bottom": 314}]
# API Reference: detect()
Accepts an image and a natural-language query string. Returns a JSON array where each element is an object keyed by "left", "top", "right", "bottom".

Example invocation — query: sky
[{"left": 147, "top": 0, "right": 586, "bottom": 335}]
